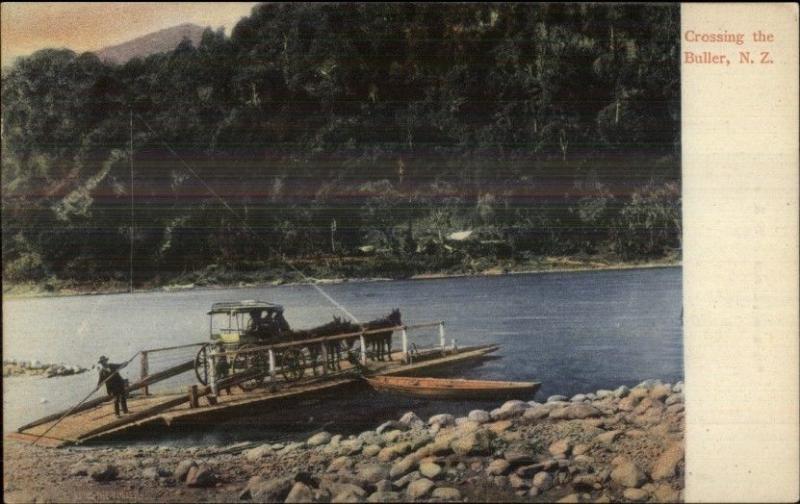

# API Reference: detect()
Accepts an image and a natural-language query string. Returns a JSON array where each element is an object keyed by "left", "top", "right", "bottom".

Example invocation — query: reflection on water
[{"left": 3, "top": 267, "right": 682, "bottom": 438}]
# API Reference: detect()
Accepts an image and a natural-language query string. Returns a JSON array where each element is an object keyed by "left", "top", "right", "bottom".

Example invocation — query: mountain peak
[{"left": 94, "top": 23, "right": 209, "bottom": 64}]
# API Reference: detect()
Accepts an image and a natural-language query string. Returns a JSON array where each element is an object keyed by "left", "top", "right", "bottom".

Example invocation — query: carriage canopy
[{"left": 208, "top": 300, "right": 287, "bottom": 343}]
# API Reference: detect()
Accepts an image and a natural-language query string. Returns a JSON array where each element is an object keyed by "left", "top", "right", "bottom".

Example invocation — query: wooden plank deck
[{"left": 8, "top": 345, "right": 498, "bottom": 447}]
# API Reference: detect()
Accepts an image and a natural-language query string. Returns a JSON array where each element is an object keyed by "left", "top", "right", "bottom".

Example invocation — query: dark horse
[
  {"left": 289, "top": 316, "right": 360, "bottom": 374},
  {"left": 362, "top": 309, "right": 402, "bottom": 362}
]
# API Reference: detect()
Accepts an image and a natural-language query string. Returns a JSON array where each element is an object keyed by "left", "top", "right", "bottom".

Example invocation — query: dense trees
[{"left": 1, "top": 3, "right": 681, "bottom": 286}]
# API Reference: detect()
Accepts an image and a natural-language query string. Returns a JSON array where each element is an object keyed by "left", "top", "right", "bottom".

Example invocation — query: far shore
[{"left": 2, "top": 256, "right": 680, "bottom": 301}]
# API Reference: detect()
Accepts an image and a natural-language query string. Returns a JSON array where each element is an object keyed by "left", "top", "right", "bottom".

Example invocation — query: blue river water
[{"left": 3, "top": 266, "right": 682, "bottom": 440}]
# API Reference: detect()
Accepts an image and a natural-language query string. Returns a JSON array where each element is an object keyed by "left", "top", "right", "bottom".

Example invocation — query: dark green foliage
[{"left": 1, "top": 3, "right": 681, "bottom": 286}]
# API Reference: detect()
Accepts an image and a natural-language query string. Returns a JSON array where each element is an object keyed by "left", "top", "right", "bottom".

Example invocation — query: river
[{"left": 2, "top": 266, "right": 682, "bottom": 440}]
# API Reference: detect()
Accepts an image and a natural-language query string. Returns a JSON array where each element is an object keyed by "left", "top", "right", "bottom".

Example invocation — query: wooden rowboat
[{"left": 364, "top": 375, "right": 541, "bottom": 400}]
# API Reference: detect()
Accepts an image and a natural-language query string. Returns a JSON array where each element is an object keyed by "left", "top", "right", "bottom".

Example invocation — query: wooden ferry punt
[
  {"left": 364, "top": 375, "right": 540, "bottom": 400},
  {"left": 6, "top": 332, "right": 500, "bottom": 448}
]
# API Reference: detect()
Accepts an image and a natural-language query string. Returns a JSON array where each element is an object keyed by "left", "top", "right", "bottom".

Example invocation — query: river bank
[
  {"left": 2, "top": 254, "right": 680, "bottom": 300},
  {"left": 3, "top": 379, "right": 684, "bottom": 503}
]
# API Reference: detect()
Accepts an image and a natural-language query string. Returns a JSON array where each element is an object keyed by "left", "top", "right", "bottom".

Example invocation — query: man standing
[{"left": 98, "top": 355, "right": 129, "bottom": 417}]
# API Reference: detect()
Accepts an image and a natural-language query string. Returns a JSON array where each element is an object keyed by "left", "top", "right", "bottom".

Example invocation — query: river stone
[
  {"left": 359, "top": 430, "right": 385, "bottom": 446},
  {"left": 614, "top": 385, "right": 630, "bottom": 398},
  {"left": 406, "top": 478, "right": 435, "bottom": 499},
  {"left": 650, "top": 384, "right": 672, "bottom": 401},
  {"left": 285, "top": 482, "right": 313, "bottom": 503},
  {"left": 244, "top": 444, "right": 272, "bottom": 462},
  {"left": 570, "top": 394, "right": 588, "bottom": 402},
  {"left": 418, "top": 462, "right": 442, "bottom": 479},
  {"left": 466, "top": 409, "right": 490, "bottom": 424},
  {"left": 358, "top": 463, "right": 390, "bottom": 484},
  {"left": 363, "top": 445, "right": 382, "bottom": 457},
  {"left": 427, "top": 413, "right": 455, "bottom": 427},
  {"left": 665, "top": 393, "right": 684, "bottom": 406},
  {"left": 503, "top": 451, "right": 534, "bottom": 466},
  {"left": 491, "top": 402, "right": 528, "bottom": 421},
  {"left": 611, "top": 461, "right": 647, "bottom": 488},
  {"left": 566, "top": 403, "right": 602, "bottom": 419},
  {"left": 382, "top": 429, "right": 404, "bottom": 444},
  {"left": 390, "top": 455, "right": 418, "bottom": 479},
  {"left": 595, "top": 430, "right": 622, "bottom": 444},
  {"left": 572, "top": 474, "right": 596, "bottom": 490},
  {"left": 486, "top": 459, "right": 511, "bottom": 476},
  {"left": 635, "top": 379, "right": 663, "bottom": 390},
  {"left": 341, "top": 439, "right": 364, "bottom": 455},
  {"left": 332, "top": 490, "right": 363, "bottom": 503},
  {"left": 328, "top": 456, "right": 355, "bottom": 473},
  {"left": 523, "top": 406, "right": 550, "bottom": 421},
  {"left": 596, "top": 389, "right": 615, "bottom": 399},
  {"left": 573, "top": 444, "right": 589, "bottom": 456},
  {"left": 141, "top": 467, "right": 160, "bottom": 479},
  {"left": 185, "top": 465, "right": 216, "bottom": 487},
  {"left": 623, "top": 488, "right": 649, "bottom": 501},
  {"left": 392, "top": 470, "right": 421, "bottom": 489},
  {"left": 175, "top": 460, "right": 197, "bottom": 482},
  {"left": 375, "top": 480, "right": 393, "bottom": 493},
  {"left": 548, "top": 439, "right": 571, "bottom": 457},
  {"left": 451, "top": 429, "right": 495, "bottom": 456},
  {"left": 399, "top": 411, "right": 424, "bottom": 427},
  {"left": 655, "top": 484, "right": 681, "bottom": 502},
  {"left": 307, "top": 431, "right": 332, "bottom": 447},
  {"left": 651, "top": 443, "right": 684, "bottom": 480},
  {"left": 69, "top": 463, "right": 90, "bottom": 477},
  {"left": 532, "top": 471, "right": 553, "bottom": 490},
  {"left": 431, "top": 487, "right": 461, "bottom": 501},
  {"left": 672, "top": 381, "right": 684, "bottom": 393},
  {"left": 367, "top": 490, "right": 402, "bottom": 502},
  {"left": 547, "top": 395, "right": 568, "bottom": 403},
  {"left": 377, "top": 420, "right": 407, "bottom": 434}
]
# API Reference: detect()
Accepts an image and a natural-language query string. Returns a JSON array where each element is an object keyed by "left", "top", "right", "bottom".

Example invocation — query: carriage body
[{"left": 208, "top": 300, "right": 288, "bottom": 346}]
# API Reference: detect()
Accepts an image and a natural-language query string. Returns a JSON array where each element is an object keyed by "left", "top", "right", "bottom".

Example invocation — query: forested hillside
[{"left": 1, "top": 3, "right": 681, "bottom": 291}]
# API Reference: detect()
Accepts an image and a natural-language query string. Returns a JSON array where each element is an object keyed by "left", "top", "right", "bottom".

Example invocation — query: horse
[
  {"left": 289, "top": 316, "right": 360, "bottom": 375},
  {"left": 361, "top": 309, "right": 402, "bottom": 362}
]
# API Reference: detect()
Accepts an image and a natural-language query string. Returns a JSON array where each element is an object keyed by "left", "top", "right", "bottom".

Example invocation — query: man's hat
[{"left": 98, "top": 355, "right": 109, "bottom": 364}]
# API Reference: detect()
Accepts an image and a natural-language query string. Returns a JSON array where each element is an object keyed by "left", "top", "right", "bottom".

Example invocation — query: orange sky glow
[{"left": 1, "top": 2, "right": 259, "bottom": 65}]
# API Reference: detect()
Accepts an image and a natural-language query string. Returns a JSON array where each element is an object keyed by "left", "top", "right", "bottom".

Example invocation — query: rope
[
  {"left": 135, "top": 114, "right": 360, "bottom": 324},
  {"left": 31, "top": 350, "right": 141, "bottom": 446}
]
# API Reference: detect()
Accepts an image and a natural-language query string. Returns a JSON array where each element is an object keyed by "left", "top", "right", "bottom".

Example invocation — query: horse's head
[{"left": 388, "top": 308, "right": 402, "bottom": 326}]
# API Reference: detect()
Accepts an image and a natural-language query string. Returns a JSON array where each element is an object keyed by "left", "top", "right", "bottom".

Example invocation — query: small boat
[{"left": 364, "top": 375, "right": 541, "bottom": 400}]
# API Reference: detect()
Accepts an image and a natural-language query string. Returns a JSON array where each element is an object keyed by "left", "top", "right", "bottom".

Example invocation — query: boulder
[
  {"left": 635, "top": 379, "right": 663, "bottom": 390},
  {"left": 665, "top": 393, "right": 684, "bottom": 406},
  {"left": 570, "top": 394, "right": 588, "bottom": 402},
  {"left": 650, "top": 385, "right": 672, "bottom": 401},
  {"left": 418, "top": 462, "right": 442, "bottom": 480},
  {"left": 651, "top": 443, "right": 684, "bottom": 480},
  {"left": 307, "top": 431, "right": 333, "bottom": 447},
  {"left": 655, "top": 484, "right": 681, "bottom": 502},
  {"left": 611, "top": 461, "right": 647, "bottom": 488},
  {"left": 486, "top": 459, "right": 511, "bottom": 476},
  {"left": 565, "top": 403, "right": 602, "bottom": 419},
  {"left": 427, "top": 413, "right": 455, "bottom": 427},
  {"left": 185, "top": 464, "right": 216, "bottom": 487},
  {"left": 556, "top": 494, "right": 580, "bottom": 503},
  {"left": 341, "top": 439, "right": 365, "bottom": 455},
  {"left": 359, "top": 430, "right": 385, "bottom": 446},
  {"left": 468, "top": 409, "right": 491, "bottom": 424},
  {"left": 508, "top": 473, "right": 528, "bottom": 489},
  {"left": 240, "top": 476, "right": 293, "bottom": 502},
  {"left": 392, "top": 471, "right": 421, "bottom": 489},
  {"left": 90, "top": 464, "right": 118, "bottom": 482},
  {"left": 406, "top": 478, "right": 435, "bottom": 499},
  {"left": 547, "top": 395, "right": 568, "bottom": 403},
  {"left": 382, "top": 430, "right": 404, "bottom": 444},
  {"left": 532, "top": 471, "right": 553, "bottom": 490},
  {"left": 431, "top": 487, "right": 461, "bottom": 501},
  {"left": 363, "top": 445, "right": 382, "bottom": 457},
  {"left": 596, "top": 389, "right": 615, "bottom": 399},
  {"left": 672, "top": 382, "right": 684, "bottom": 393}
]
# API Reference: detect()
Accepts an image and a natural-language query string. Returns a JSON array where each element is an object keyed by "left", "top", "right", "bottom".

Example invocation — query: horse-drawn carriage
[{"left": 193, "top": 300, "right": 401, "bottom": 391}]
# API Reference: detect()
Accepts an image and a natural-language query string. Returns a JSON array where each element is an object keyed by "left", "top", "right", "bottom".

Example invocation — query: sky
[{"left": 1, "top": 2, "right": 259, "bottom": 65}]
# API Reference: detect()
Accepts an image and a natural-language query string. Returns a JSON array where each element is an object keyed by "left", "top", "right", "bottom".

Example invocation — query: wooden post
[
  {"left": 439, "top": 322, "right": 446, "bottom": 352},
  {"left": 401, "top": 329, "right": 408, "bottom": 363},
  {"left": 359, "top": 333, "right": 367, "bottom": 365},
  {"left": 268, "top": 349, "right": 276, "bottom": 380},
  {"left": 189, "top": 385, "right": 199, "bottom": 408},
  {"left": 320, "top": 343, "right": 328, "bottom": 375},
  {"left": 140, "top": 351, "right": 149, "bottom": 396}
]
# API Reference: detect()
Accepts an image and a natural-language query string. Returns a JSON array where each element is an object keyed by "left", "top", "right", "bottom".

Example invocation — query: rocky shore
[
  {"left": 3, "top": 359, "right": 89, "bottom": 378},
  {"left": 3, "top": 379, "right": 684, "bottom": 503}
]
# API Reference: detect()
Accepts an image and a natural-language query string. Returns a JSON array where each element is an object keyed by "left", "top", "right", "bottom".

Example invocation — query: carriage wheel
[
  {"left": 194, "top": 344, "right": 210, "bottom": 385},
  {"left": 280, "top": 348, "right": 306, "bottom": 382},
  {"left": 232, "top": 344, "right": 266, "bottom": 391}
]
